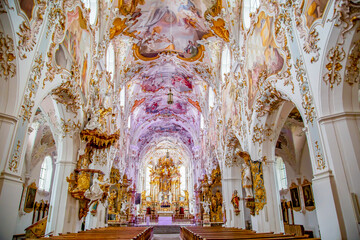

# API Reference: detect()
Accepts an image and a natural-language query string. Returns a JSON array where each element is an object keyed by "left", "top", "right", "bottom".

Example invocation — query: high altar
[{"left": 141, "top": 156, "right": 189, "bottom": 217}]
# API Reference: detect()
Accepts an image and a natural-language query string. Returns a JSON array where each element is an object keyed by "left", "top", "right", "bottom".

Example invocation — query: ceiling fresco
[{"left": 108, "top": 0, "right": 224, "bottom": 167}]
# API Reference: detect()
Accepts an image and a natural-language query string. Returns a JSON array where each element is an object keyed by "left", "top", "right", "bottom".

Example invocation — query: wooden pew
[
  {"left": 41, "top": 226, "right": 153, "bottom": 240},
  {"left": 181, "top": 226, "right": 320, "bottom": 240}
]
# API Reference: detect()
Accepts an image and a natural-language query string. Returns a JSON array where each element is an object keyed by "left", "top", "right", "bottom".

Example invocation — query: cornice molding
[
  {"left": 318, "top": 111, "right": 360, "bottom": 124},
  {"left": 0, "top": 112, "right": 18, "bottom": 124}
]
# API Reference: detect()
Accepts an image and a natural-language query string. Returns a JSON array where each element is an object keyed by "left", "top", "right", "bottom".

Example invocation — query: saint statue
[
  {"left": 242, "top": 163, "right": 253, "bottom": 198},
  {"left": 231, "top": 190, "right": 240, "bottom": 215}
]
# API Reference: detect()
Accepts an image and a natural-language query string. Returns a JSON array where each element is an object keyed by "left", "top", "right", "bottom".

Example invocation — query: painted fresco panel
[
  {"left": 55, "top": 7, "right": 92, "bottom": 96},
  {"left": 145, "top": 97, "right": 187, "bottom": 114},
  {"left": 246, "top": 11, "right": 284, "bottom": 109},
  {"left": 127, "top": 0, "right": 214, "bottom": 58},
  {"left": 304, "top": 0, "right": 329, "bottom": 28},
  {"left": 141, "top": 75, "right": 192, "bottom": 93}
]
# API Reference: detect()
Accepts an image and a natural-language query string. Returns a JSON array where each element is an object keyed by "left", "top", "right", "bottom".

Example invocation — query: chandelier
[{"left": 167, "top": 88, "right": 173, "bottom": 104}]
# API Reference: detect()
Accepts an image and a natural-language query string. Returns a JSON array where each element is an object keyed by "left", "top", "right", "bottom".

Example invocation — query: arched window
[
  {"left": 82, "top": 0, "right": 98, "bottom": 25},
  {"left": 106, "top": 43, "right": 115, "bottom": 82},
  {"left": 243, "top": 0, "right": 260, "bottom": 29},
  {"left": 180, "top": 166, "right": 186, "bottom": 192},
  {"left": 208, "top": 86, "right": 215, "bottom": 110},
  {"left": 221, "top": 45, "right": 231, "bottom": 82},
  {"left": 145, "top": 166, "right": 151, "bottom": 195},
  {"left": 275, "top": 156, "right": 288, "bottom": 190},
  {"left": 39, "top": 156, "right": 53, "bottom": 192}
]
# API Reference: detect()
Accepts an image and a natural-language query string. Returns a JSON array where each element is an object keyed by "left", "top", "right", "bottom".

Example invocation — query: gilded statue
[{"left": 108, "top": 190, "right": 117, "bottom": 213}]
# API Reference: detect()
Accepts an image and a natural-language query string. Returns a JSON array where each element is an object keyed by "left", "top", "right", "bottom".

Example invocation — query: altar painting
[
  {"left": 55, "top": 7, "right": 92, "bottom": 96},
  {"left": 304, "top": 0, "right": 329, "bottom": 29},
  {"left": 246, "top": 12, "right": 284, "bottom": 109}
]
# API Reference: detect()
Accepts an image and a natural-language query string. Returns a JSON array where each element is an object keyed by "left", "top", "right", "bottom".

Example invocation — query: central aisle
[{"left": 152, "top": 234, "right": 181, "bottom": 240}]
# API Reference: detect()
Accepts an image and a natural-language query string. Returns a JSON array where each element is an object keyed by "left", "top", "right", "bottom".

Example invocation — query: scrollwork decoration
[
  {"left": 20, "top": 54, "right": 44, "bottom": 122},
  {"left": 345, "top": 40, "right": 360, "bottom": 86},
  {"left": 8, "top": 140, "right": 21, "bottom": 172},
  {"left": 0, "top": 31, "right": 16, "bottom": 80},
  {"left": 294, "top": 59, "right": 316, "bottom": 123},
  {"left": 314, "top": 141, "right": 326, "bottom": 170},
  {"left": 322, "top": 45, "right": 345, "bottom": 88},
  {"left": 252, "top": 123, "right": 274, "bottom": 144},
  {"left": 17, "top": 0, "right": 47, "bottom": 59}
]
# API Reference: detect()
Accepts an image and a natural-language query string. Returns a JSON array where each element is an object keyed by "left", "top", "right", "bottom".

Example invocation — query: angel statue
[
  {"left": 84, "top": 173, "right": 104, "bottom": 201},
  {"left": 201, "top": 201, "right": 211, "bottom": 215}
]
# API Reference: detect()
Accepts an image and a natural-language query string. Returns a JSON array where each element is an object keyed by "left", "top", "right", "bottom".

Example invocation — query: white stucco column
[
  {"left": 0, "top": 113, "right": 25, "bottom": 239},
  {"left": 311, "top": 171, "right": 343, "bottom": 239},
  {"left": 253, "top": 160, "right": 282, "bottom": 233},
  {"left": 0, "top": 172, "right": 23, "bottom": 239},
  {"left": 222, "top": 166, "right": 245, "bottom": 229},
  {"left": 317, "top": 113, "right": 360, "bottom": 239},
  {"left": 46, "top": 136, "right": 80, "bottom": 235}
]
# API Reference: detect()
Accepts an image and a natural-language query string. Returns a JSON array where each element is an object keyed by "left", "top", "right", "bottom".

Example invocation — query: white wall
[{"left": 280, "top": 143, "right": 320, "bottom": 238}]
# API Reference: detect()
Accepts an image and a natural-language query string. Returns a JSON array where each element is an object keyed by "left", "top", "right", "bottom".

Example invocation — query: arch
[
  {"left": 0, "top": 11, "right": 20, "bottom": 115},
  {"left": 318, "top": 21, "right": 360, "bottom": 116}
]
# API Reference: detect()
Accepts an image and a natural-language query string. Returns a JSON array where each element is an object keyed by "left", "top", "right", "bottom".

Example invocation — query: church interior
[{"left": 0, "top": 0, "right": 359, "bottom": 239}]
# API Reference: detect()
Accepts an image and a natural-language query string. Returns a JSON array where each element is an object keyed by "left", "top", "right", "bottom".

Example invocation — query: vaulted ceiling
[{"left": 110, "top": 0, "right": 226, "bottom": 166}]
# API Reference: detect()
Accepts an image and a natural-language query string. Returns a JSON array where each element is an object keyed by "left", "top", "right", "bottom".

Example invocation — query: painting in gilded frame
[
  {"left": 290, "top": 182, "right": 301, "bottom": 212},
  {"left": 302, "top": 179, "right": 315, "bottom": 211},
  {"left": 24, "top": 182, "right": 37, "bottom": 213}
]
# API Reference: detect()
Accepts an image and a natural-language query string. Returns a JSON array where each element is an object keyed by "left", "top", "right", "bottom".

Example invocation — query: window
[
  {"left": 145, "top": 167, "right": 151, "bottom": 195},
  {"left": 39, "top": 156, "right": 53, "bottom": 192},
  {"left": 243, "top": 0, "right": 260, "bottom": 29},
  {"left": 106, "top": 43, "right": 115, "bottom": 82},
  {"left": 208, "top": 87, "right": 215, "bottom": 110},
  {"left": 180, "top": 166, "right": 186, "bottom": 192},
  {"left": 82, "top": 0, "right": 98, "bottom": 25},
  {"left": 275, "top": 156, "right": 288, "bottom": 190},
  {"left": 221, "top": 45, "right": 231, "bottom": 83}
]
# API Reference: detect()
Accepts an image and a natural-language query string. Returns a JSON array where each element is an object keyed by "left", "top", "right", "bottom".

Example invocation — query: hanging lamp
[{"left": 167, "top": 88, "right": 173, "bottom": 104}]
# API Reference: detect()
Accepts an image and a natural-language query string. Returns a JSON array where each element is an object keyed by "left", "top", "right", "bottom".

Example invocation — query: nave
[
  {"left": 1, "top": 0, "right": 360, "bottom": 239},
  {"left": 35, "top": 225, "right": 321, "bottom": 240}
]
